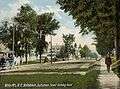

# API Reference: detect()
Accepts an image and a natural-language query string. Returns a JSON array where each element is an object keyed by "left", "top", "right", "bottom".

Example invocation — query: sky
[{"left": 0, "top": 0, "right": 96, "bottom": 52}]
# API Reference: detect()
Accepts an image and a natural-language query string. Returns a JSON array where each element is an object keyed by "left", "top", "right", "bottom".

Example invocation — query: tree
[
  {"left": 0, "top": 21, "right": 10, "bottom": 46},
  {"left": 0, "top": 5, "right": 60, "bottom": 65},
  {"left": 88, "top": 52, "right": 98, "bottom": 59},
  {"left": 0, "top": 21, "right": 22, "bottom": 56},
  {"left": 14, "top": 4, "right": 37, "bottom": 64},
  {"left": 36, "top": 13, "right": 60, "bottom": 63},
  {"left": 95, "top": 33, "right": 114, "bottom": 56},
  {"left": 63, "top": 34, "right": 75, "bottom": 59},
  {"left": 79, "top": 45, "right": 91, "bottom": 59},
  {"left": 71, "top": 43, "right": 78, "bottom": 59},
  {"left": 56, "top": 45, "right": 67, "bottom": 58},
  {"left": 57, "top": 0, "right": 120, "bottom": 60}
]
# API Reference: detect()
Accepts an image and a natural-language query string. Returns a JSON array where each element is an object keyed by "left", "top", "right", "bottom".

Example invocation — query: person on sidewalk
[{"left": 105, "top": 53, "right": 112, "bottom": 73}]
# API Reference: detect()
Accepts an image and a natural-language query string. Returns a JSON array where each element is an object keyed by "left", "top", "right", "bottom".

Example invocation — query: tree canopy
[
  {"left": 0, "top": 4, "right": 60, "bottom": 64},
  {"left": 36, "top": 13, "right": 60, "bottom": 63},
  {"left": 63, "top": 34, "right": 75, "bottom": 58},
  {"left": 57, "top": 0, "right": 119, "bottom": 58}
]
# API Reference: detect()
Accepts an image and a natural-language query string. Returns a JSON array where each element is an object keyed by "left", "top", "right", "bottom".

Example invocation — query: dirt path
[
  {"left": 0, "top": 60, "right": 95, "bottom": 73},
  {"left": 0, "top": 60, "right": 96, "bottom": 75}
]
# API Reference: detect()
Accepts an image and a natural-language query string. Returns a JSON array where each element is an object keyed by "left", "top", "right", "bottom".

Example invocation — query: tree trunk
[
  {"left": 115, "top": 29, "right": 120, "bottom": 61},
  {"left": 25, "top": 43, "right": 28, "bottom": 64},
  {"left": 50, "top": 35, "right": 53, "bottom": 64},
  {"left": 39, "top": 51, "right": 42, "bottom": 63},
  {"left": 115, "top": 0, "right": 120, "bottom": 61},
  {"left": 20, "top": 55, "right": 22, "bottom": 65}
]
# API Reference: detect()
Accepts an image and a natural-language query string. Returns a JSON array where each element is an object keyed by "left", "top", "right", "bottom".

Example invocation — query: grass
[
  {"left": 22, "top": 61, "right": 39, "bottom": 65},
  {"left": 21, "top": 60, "right": 95, "bottom": 65},
  {"left": 112, "top": 65, "right": 120, "bottom": 78},
  {"left": 9, "top": 61, "right": 94, "bottom": 73},
  {"left": 6, "top": 63, "right": 95, "bottom": 73},
  {"left": 111, "top": 58, "right": 120, "bottom": 78},
  {"left": 0, "top": 70, "right": 100, "bottom": 89}
]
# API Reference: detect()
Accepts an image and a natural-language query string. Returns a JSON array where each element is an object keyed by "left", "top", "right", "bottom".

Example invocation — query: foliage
[
  {"left": 62, "top": 34, "right": 75, "bottom": 58},
  {"left": 56, "top": 45, "right": 66, "bottom": 58},
  {"left": 36, "top": 13, "right": 60, "bottom": 62},
  {"left": 57, "top": 0, "right": 117, "bottom": 56},
  {"left": 0, "top": 4, "right": 60, "bottom": 64},
  {"left": 0, "top": 21, "right": 22, "bottom": 56},
  {"left": 72, "top": 43, "right": 77, "bottom": 58},
  {"left": 14, "top": 4, "right": 37, "bottom": 63},
  {"left": 88, "top": 52, "right": 98, "bottom": 59},
  {"left": 80, "top": 45, "right": 91, "bottom": 58},
  {"left": 112, "top": 60, "right": 120, "bottom": 78}
]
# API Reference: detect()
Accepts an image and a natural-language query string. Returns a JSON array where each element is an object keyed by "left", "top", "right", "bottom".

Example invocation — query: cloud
[
  {"left": 33, "top": 4, "right": 63, "bottom": 19},
  {"left": 46, "top": 5, "right": 63, "bottom": 19},
  {"left": 46, "top": 25, "right": 96, "bottom": 51},
  {"left": 0, "top": 0, "right": 96, "bottom": 52},
  {"left": 0, "top": 0, "right": 31, "bottom": 22},
  {"left": 17, "top": 0, "right": 31, "bottom": 5}
]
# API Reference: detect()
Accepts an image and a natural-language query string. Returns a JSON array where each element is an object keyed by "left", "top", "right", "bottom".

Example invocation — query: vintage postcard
[{"left": 0, "top": 0, "right": 120, "bottom": 89}]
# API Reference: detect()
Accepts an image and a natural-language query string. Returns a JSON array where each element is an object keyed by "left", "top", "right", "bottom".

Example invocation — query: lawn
[{"left": 0, "top": 70, "right": 100, "bottom": 89}]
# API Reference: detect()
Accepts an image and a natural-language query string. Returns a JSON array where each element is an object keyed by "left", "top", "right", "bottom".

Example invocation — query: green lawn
[
  {"left": 0, "top": 70, "right": 100, "bottom": 89},
  {"left": 10, "top": 61, "right": 97, "bottom": 73}
]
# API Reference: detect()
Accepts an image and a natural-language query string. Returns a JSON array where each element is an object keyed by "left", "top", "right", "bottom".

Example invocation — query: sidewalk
[{"left": 98, "top": 59, "right": 120, "bottom": 89}]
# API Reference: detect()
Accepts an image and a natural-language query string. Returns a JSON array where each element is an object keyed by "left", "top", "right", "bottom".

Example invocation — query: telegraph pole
[
  {"left": 12, "top": 24, "right": 15, "bottom": 53},
  {"left": 39, "top": 29, "right": 43, "bottom": 63},
  {"left": 50, "top": 35, "right": 53, "bottom": 64}
]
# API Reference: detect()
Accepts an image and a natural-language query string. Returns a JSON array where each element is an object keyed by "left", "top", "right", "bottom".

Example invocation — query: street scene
[{"left": 0, "top": 0, "right": 120, "bottom": 89}]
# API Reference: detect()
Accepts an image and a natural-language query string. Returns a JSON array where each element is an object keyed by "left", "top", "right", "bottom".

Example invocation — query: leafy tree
[
  {"left": 63, "top": 34, "right": 75, "bottom": 59},
  {"left": 57, "top": 0, "right": 120, "bottom": 60},
  {"left": 95, "top": 33, "right": 114, "bottom": 56},
  {"left": 71, "top": 43, "right": 78, "bottom": 59},
  {"left": 88, "top": 52, "right": 98, "bottom": 59},
  {"left": 0, "top": 5, "right": 60, "bottom": 65},
  {"left": 14, "top": 4, "right": 37, "bottom": 64},
  {"left": 80, "top": 45, "right": 91, "bottom": 59},
  {"left": 36, "top": 13, "right": 60, "bottom": 63},
  {"left": 56, "top": 45, "right": 66, "bottom": 58},
  {"left": 0, "top": 21, "right": 22, "bottom": 56},
  {"left": 0, "top": 21, "right": 11, "bottom": 46}
]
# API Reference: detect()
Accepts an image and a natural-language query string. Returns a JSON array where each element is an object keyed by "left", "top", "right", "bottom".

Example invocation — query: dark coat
[
  {"left": 105, "top": 57, "right": 112, "bottom": 65},
  {"left": 0, "top": 57, "right": 6, "bottom": 65}
]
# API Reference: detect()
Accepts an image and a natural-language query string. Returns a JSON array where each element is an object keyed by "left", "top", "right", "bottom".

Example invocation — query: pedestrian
[
  {"left": 105, "top": 53, "right": 112, "bottom": 73},
  {"left": 8, "top": 53, "right": 14, "bottom": 69},
  {"left": 0, "top": 55, "right": 6, "bottom": 69}
]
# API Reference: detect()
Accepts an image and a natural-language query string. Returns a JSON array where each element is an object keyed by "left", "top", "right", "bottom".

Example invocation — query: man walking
[{"left": 105, "top": 53, "right": 112, "bottom": 73}]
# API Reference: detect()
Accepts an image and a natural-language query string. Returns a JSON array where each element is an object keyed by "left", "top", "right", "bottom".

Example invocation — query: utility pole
[
  {"left": 12, "top": 24, "right": 15, "bottom": 53},
  {"left": 50, "top": 35, "right": 53, "bottom": 64},
  {"left": 39, "top": 29, "right": 43, "bottom": 63}
]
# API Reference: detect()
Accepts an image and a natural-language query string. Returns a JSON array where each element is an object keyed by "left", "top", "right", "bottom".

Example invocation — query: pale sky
[{"left": 0, "top": 0, "right": 96, "bottom": 52}]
